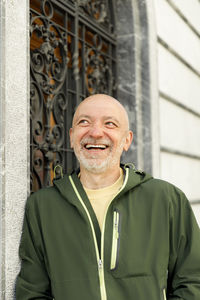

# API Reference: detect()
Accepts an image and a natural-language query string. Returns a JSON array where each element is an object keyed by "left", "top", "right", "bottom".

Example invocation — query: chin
[
  {"left": 79, "top": 156, "right": 119, "bottom": 174},
  {"left": 80, "top": 160, "right": 108, "bottom": 174}
]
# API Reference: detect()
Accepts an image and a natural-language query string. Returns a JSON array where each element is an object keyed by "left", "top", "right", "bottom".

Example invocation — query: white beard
[
  {"left": 76, "top": 151, "right": 118, "bottom": 174},
  {"left": 73, "top": 137, "right": 126, "bottom": 174}
]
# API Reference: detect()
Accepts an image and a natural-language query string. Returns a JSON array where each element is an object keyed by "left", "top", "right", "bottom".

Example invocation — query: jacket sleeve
[
  {"left": 167, "top": 189, "right": 200, "bottom": 299},
  {"left": 15, "top": 196, "right": 53, "bottom": 299}
]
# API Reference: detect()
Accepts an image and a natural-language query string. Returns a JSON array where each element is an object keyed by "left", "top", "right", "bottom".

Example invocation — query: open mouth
[{"left": 84, "top": 144, "right": 108, "bottom": 150}]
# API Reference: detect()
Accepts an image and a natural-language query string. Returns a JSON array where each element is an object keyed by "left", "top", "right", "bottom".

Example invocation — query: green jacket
[{"left": 16, "top": 166, "right": 200, "bottom": 299}]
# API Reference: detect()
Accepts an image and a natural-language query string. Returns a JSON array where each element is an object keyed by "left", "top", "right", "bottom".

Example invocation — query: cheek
[{"left": 71, "top": 131, "right": 86, "bottom": 147}]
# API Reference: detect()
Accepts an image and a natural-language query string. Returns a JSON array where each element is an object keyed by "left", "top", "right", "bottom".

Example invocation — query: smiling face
[{"left": 70, "top": 94, "right": 133, "bottom": 174}]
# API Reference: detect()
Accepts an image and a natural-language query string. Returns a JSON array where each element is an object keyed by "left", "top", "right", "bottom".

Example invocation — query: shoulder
[
  {"left": 143, "top": 177, "right": 190, "bottom": 208},
  {"left": 144, "top": 176, "right": 183, "bottom": 194},
  {"left": 25, "top": 185, "right": 59, "bottom": 212},
  {"left": 127, "top": 166, "right": 188, "bottom": 203}
]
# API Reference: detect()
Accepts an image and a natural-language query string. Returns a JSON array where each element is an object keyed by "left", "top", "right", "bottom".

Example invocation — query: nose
[{"left": 88, "top": 123, "right": 104, "bottom": 139}]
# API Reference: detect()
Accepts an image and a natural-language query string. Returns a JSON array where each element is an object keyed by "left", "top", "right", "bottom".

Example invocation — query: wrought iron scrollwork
[
  {"left": 78, "top": 0, "right": 108, "bottom": 25},
  {"left": 30, "top": 0, "right": 69, "bottom": 191},
  {"left": 85, "top": 34, "right": 112, "bottom": 94},
  {"left": 30, "top": 6, "right": 68, "bottom": 95},
  {"left": 30, "top": 0, "right": 116, "bottom": 192}
]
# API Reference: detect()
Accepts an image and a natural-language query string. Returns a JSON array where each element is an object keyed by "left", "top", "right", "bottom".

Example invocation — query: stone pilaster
[{"left": 0, "top": 0, "right": 29, "bottom": 299}]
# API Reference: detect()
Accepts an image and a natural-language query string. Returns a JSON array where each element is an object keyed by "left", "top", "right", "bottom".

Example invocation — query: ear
[
  {"left": 69, "top": 128, "right": 74, "bottom": 148},
  {"left": 123, "top": 131, "right": 133, "bottom": 152}
]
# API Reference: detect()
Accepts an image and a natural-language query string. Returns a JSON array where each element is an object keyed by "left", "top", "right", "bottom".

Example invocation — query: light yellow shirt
[{"left": 83, "top": 169, "right": 124, "bottom": 230}]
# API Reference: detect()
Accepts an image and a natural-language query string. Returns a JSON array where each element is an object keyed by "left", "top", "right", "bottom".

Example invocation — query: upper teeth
[{"left": 86, "top": 144, "right": 107, "bottom": 149}]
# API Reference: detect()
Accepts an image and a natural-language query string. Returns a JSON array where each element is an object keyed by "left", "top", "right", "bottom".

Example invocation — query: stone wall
[
  {"left": 2, "top": 0, "right": 199, "bottom": 298},
  {"left": 3, "top": 0, "right": 199, "bottom": 298},
  {"left": 116, "top": 0, "right": 158, "bottom": 173},
  {"left": 0, "top": 1, "right": 157, "bottom": 297},
  {"left": 154, "top": 0, "right": 200, "bottom": 225},
  {"left": 0, "top": 0, "right": 29, "bottom": 299}
]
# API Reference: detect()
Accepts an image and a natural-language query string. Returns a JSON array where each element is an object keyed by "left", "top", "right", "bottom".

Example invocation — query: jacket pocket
[{"left": 110, "top": 210, "right": 120, "bottom": 270}]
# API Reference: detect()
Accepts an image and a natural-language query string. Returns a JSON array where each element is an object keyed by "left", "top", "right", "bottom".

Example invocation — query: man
[{"left": 16, "top": 94, "right": 200, "bottom": 299}]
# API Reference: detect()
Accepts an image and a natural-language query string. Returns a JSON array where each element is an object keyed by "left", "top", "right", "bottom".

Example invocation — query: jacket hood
[
  {"left": 120, "top": 164, "right": 153, "bottom": 194},
  {"left": 53, "top": 165, "right": 153, "bottom": 206}
]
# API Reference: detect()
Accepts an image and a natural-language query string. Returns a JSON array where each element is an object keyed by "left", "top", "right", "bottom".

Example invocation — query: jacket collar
[{"left": 53, "top": 164, "right": 153, "bottom": 206}]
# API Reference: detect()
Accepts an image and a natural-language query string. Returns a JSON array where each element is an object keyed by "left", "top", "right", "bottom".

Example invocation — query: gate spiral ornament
[{"left": 30, "top": 0, "right": 116, "bottom": 192}]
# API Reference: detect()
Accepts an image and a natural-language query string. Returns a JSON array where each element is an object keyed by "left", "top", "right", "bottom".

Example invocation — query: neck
[{"left": 79, "top": 165, "right": 121, "bottom": 189}]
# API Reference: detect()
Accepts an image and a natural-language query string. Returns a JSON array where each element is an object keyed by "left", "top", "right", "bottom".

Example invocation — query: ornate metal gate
[{"left": 30, "top": 0, "right": 117, "bottom": 192}]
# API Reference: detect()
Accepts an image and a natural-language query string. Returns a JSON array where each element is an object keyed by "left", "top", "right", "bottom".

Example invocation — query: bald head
[
  {"left": 70, "top": 93, "right": 133, "bottom": 175},
  {"left": 72, "top": 94, "right": 130, "bottom": 130}
]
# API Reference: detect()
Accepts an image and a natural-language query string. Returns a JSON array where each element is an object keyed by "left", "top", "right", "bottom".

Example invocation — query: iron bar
[{"left": 30, "top": 0, "right": 117, "bottom": 192}]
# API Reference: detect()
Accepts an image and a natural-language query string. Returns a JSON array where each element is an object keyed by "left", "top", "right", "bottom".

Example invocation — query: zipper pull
[
  {"left": 114, "top": 211, "right": 119, "bottom": 238},
  {"left": 98, "top": 259, "right": 103, "bottom": 270}
]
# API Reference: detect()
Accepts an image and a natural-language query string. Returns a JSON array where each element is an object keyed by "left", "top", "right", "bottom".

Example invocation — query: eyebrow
[
  {"left": 74, "top": 114, "right": 91, "bottom": 122},
  {"left": 103, "top": 116, "right": 120, "bottom": 125},
  {"left": 76, "top": 114, "right": 91, "bottom": 119}
]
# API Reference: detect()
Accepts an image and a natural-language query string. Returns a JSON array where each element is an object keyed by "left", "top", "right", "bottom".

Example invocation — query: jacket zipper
[
  {"left": 98, "top": 167, "right": 129, "bottom": 298},
  {"left": 110, "top": 210, "right": 120, "bottom": 270},
  {"left": 69, "top": 168, "right": 129, "bottom": 300},
  {"left": 163, "top": 288, "right": 167, "bottom": 300},
  {"left": 69, "top": 176, "right": 107, "bottom": 300}
]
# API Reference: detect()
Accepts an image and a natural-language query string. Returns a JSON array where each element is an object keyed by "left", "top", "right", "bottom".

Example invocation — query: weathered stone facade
[{"left": 1, "top": 0, "right": 199, "bottom": 299}]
